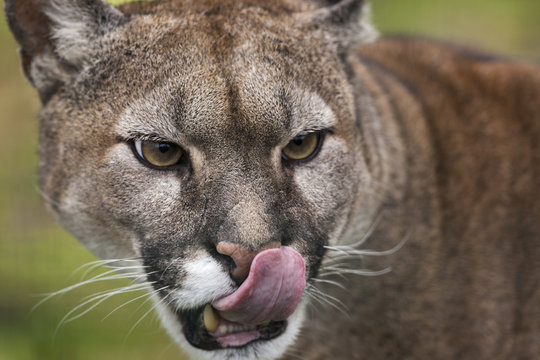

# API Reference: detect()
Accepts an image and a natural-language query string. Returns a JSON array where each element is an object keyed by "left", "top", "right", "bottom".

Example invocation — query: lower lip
[{"left": 178, "top": 306, "right": 287, "bottom": 350}]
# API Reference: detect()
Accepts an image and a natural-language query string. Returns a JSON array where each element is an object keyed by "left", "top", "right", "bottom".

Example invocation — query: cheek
[
  {"left": 96, "top": 144, "right": 202, "bottom": 239},
  {"left": 292, "top": 138, "right": 356, "bottom": 228},
  {"left": 104, "top": 143, "right": 181, "bottom": 207}
]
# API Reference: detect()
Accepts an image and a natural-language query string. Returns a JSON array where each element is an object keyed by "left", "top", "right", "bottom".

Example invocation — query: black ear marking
[
  {"left": 5, "top": 0, "right": 55, "bottom": 81},
  {"left": 4, "top": 0, "right": 126, "bottom": 103},
  {"left": 296, "top": 0, "right": 376, "bottom": 50},
  {"left": 317, "top": 0, "right": 365, "bottom": 25}
]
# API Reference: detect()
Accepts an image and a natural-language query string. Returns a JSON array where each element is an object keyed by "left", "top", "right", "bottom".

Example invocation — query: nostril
[
  {"left": 216, "top": 241, "right": 280, "bottom": 283},
  {"left": 216, "top": 242, "right": 254, "bottom": 283}
]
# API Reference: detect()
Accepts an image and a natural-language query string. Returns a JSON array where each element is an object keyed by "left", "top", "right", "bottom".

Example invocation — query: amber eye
[
  {"left": 282, "top": 133, "right": 321, "bottom": 161},
  {"left": 133, "top": 140, "right": 184, "bottom": 168}
]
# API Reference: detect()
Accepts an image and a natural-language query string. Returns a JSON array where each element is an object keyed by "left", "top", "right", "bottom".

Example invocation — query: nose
[{"left": 216, "top": 241, "right": 281, "bottom": 283}]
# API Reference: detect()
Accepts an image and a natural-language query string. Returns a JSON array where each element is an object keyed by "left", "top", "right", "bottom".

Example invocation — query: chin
[{"left": 154, "top": 296, "right": 307, "bottom": 360}]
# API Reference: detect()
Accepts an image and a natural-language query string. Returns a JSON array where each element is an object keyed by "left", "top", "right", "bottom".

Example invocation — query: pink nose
[{"left": 216, "top": 241, "right": 281, "bottom": 282}]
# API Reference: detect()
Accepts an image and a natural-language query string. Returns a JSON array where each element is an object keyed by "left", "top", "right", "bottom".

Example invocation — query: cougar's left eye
[
  {"left": 282, "top": 133, "right": 322, "bottom": 162},
  {"left": 133, "top": 140, "right": 185, "bottom": 168}
]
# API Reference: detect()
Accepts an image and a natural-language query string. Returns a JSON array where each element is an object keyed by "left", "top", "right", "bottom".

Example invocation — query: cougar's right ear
[
  {"left": 295, "top": 0, "right": 377, "bottom": 51},
  {"left": 4, "top": 0, "right": 127, "bottom": 103}
]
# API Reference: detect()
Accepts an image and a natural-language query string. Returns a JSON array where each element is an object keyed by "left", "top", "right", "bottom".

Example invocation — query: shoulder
[{"left": 353, "top": 36, "right": 540, "bottom": 93}]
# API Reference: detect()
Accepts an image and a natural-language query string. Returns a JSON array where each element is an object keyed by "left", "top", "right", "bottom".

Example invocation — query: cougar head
[{"left": 5, "top": 0, "right": 382, "bottom": 358}]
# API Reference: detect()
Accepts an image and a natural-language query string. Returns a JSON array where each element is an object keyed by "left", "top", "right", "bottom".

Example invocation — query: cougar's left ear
[
  {"left": 296, "top": 0, "right": 377, "bottom": 49},
  {"left": 4, "top": 0, "right": 127, "bottom": 103}
]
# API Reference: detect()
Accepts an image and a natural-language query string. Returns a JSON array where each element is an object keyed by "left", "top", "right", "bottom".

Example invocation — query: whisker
[
  {"left": 325, "top": 210, "right": 384, "bottom": 254},
  {"left": 78, "top": 260, "right": 145, "bottom": 281},
  {"left": 320, "top": 232, "right": 409, "bottom": 281},
  {"left": 319, "top": 267, "right": 392, "bottom": 277},
  {"left": 310, "top": 278, "right": 346, "bottom": 290},
  {"left": 72, "top": 258, "right": 142, "bottom": 276},
  {"left": 306, "top": 284, "right": 349, "bottom": 317},
  {"left": 54, "top": 282, "right": 152, "bottom": 335},
  {"left": 124, "top": 288, "right": 172, "bottom": 343},
  {"left": 37, "top": 187, "right": 62, "bottom": 209},
  {"left": 101, "top": 287, "right": 156, "bottom": 321},
  {"left": 325, "top": 232, "right": 409, "bottom": 258},
  {"left": 78, "top": 272, "right": 157, "bottom": 302},
  {"left": 32, "top": 266, "right": 153, "bottom": 313},
  {"left": 130, "top": 284, "right": 168, "bottom": 315}
]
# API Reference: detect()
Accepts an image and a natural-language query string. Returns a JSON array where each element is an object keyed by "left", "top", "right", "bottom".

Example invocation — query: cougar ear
[
  {"left": 4, "top": 0, "right": 126, "bottom": 103},
  {"left": 297, "top": 0, "right": 377, "bottom": 49}
]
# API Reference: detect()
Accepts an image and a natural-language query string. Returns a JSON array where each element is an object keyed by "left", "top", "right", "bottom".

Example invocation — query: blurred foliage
[
  {"left": 0, "top": 0, "right": 538, "bottom": 359},
  {"left": 373, "top": 0, "right": 540, "bottom": 58}
]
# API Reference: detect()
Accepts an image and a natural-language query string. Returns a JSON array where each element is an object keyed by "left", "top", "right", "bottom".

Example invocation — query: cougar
[{"left": 5, "top": 0, "right": 540, "bottom": 359}]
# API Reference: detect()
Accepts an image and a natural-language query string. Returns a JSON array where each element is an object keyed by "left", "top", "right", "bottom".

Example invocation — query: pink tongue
[{"left": 212, "top": 246, "right": 306, "bottom": 325}]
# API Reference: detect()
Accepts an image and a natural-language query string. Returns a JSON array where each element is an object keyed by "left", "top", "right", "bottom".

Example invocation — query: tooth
[
  {"left": 203, "top": 305, "right": 219, "bottom": 333},
  {"left": 217, "top": 324, "right": 227, "bottom": 334},
  {"left": 260, "top": 320, "right": 271, "bottom": 326}
]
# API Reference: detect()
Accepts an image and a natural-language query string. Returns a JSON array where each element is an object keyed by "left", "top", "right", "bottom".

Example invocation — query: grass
[
  {"left": 372, "top": 0, "right": 540, "bottom": 58},
  {"left": 0, "top": 1, "right": 538, "bottom": 359}
]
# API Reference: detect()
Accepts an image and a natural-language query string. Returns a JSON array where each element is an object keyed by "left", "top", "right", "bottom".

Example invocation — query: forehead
[{"left": 106, "top": 6, "right": 338, "bottom": 147}]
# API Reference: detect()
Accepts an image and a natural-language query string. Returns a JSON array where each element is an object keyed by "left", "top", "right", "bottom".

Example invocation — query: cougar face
[
  {"left": 5, "top": 0, "right": 384, "bottom": 358},
  {"left": 8, "top": 0, "right": 540, "bottom": 358}
]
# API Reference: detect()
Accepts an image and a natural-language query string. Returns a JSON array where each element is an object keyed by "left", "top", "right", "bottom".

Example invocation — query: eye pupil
[
  {"left": 293, "top": 136, "right": 304, "bottom": 146},
  {"left": 159, "top": 143, "right": 170, "bottom": 153}
]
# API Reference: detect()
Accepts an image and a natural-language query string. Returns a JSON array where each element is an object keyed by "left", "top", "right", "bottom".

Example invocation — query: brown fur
[
  {"left": 4, "top": 0, "right": 540, "bottom": 359},
  {"left": 294, "top": 37, "right": 540, "bottom": 359}
]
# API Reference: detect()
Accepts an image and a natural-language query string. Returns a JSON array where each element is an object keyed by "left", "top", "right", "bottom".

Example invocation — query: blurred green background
[{"left": 0, "top": 1, "right": 539, "bottom": 359}]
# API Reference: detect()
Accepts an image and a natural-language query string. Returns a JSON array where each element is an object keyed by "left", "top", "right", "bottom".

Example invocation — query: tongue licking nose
[{"left": 212, "top": 243, "right": 306, "bottom": 325}]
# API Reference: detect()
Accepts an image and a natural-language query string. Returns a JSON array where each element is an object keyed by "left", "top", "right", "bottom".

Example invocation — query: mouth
[
  {"left": 174, "top": 246, "right": 305, "bottom": 350},
  {"left": 178, "top": 304, "right": 287, "bottom": 349}
]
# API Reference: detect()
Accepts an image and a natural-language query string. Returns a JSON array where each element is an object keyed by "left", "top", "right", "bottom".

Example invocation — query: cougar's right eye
[
  {"left": 133, "top": 140, "right": 185, "bottom": 169},
  {"left": 282, "top": 133, "right": 322, "bottom": 162}
]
